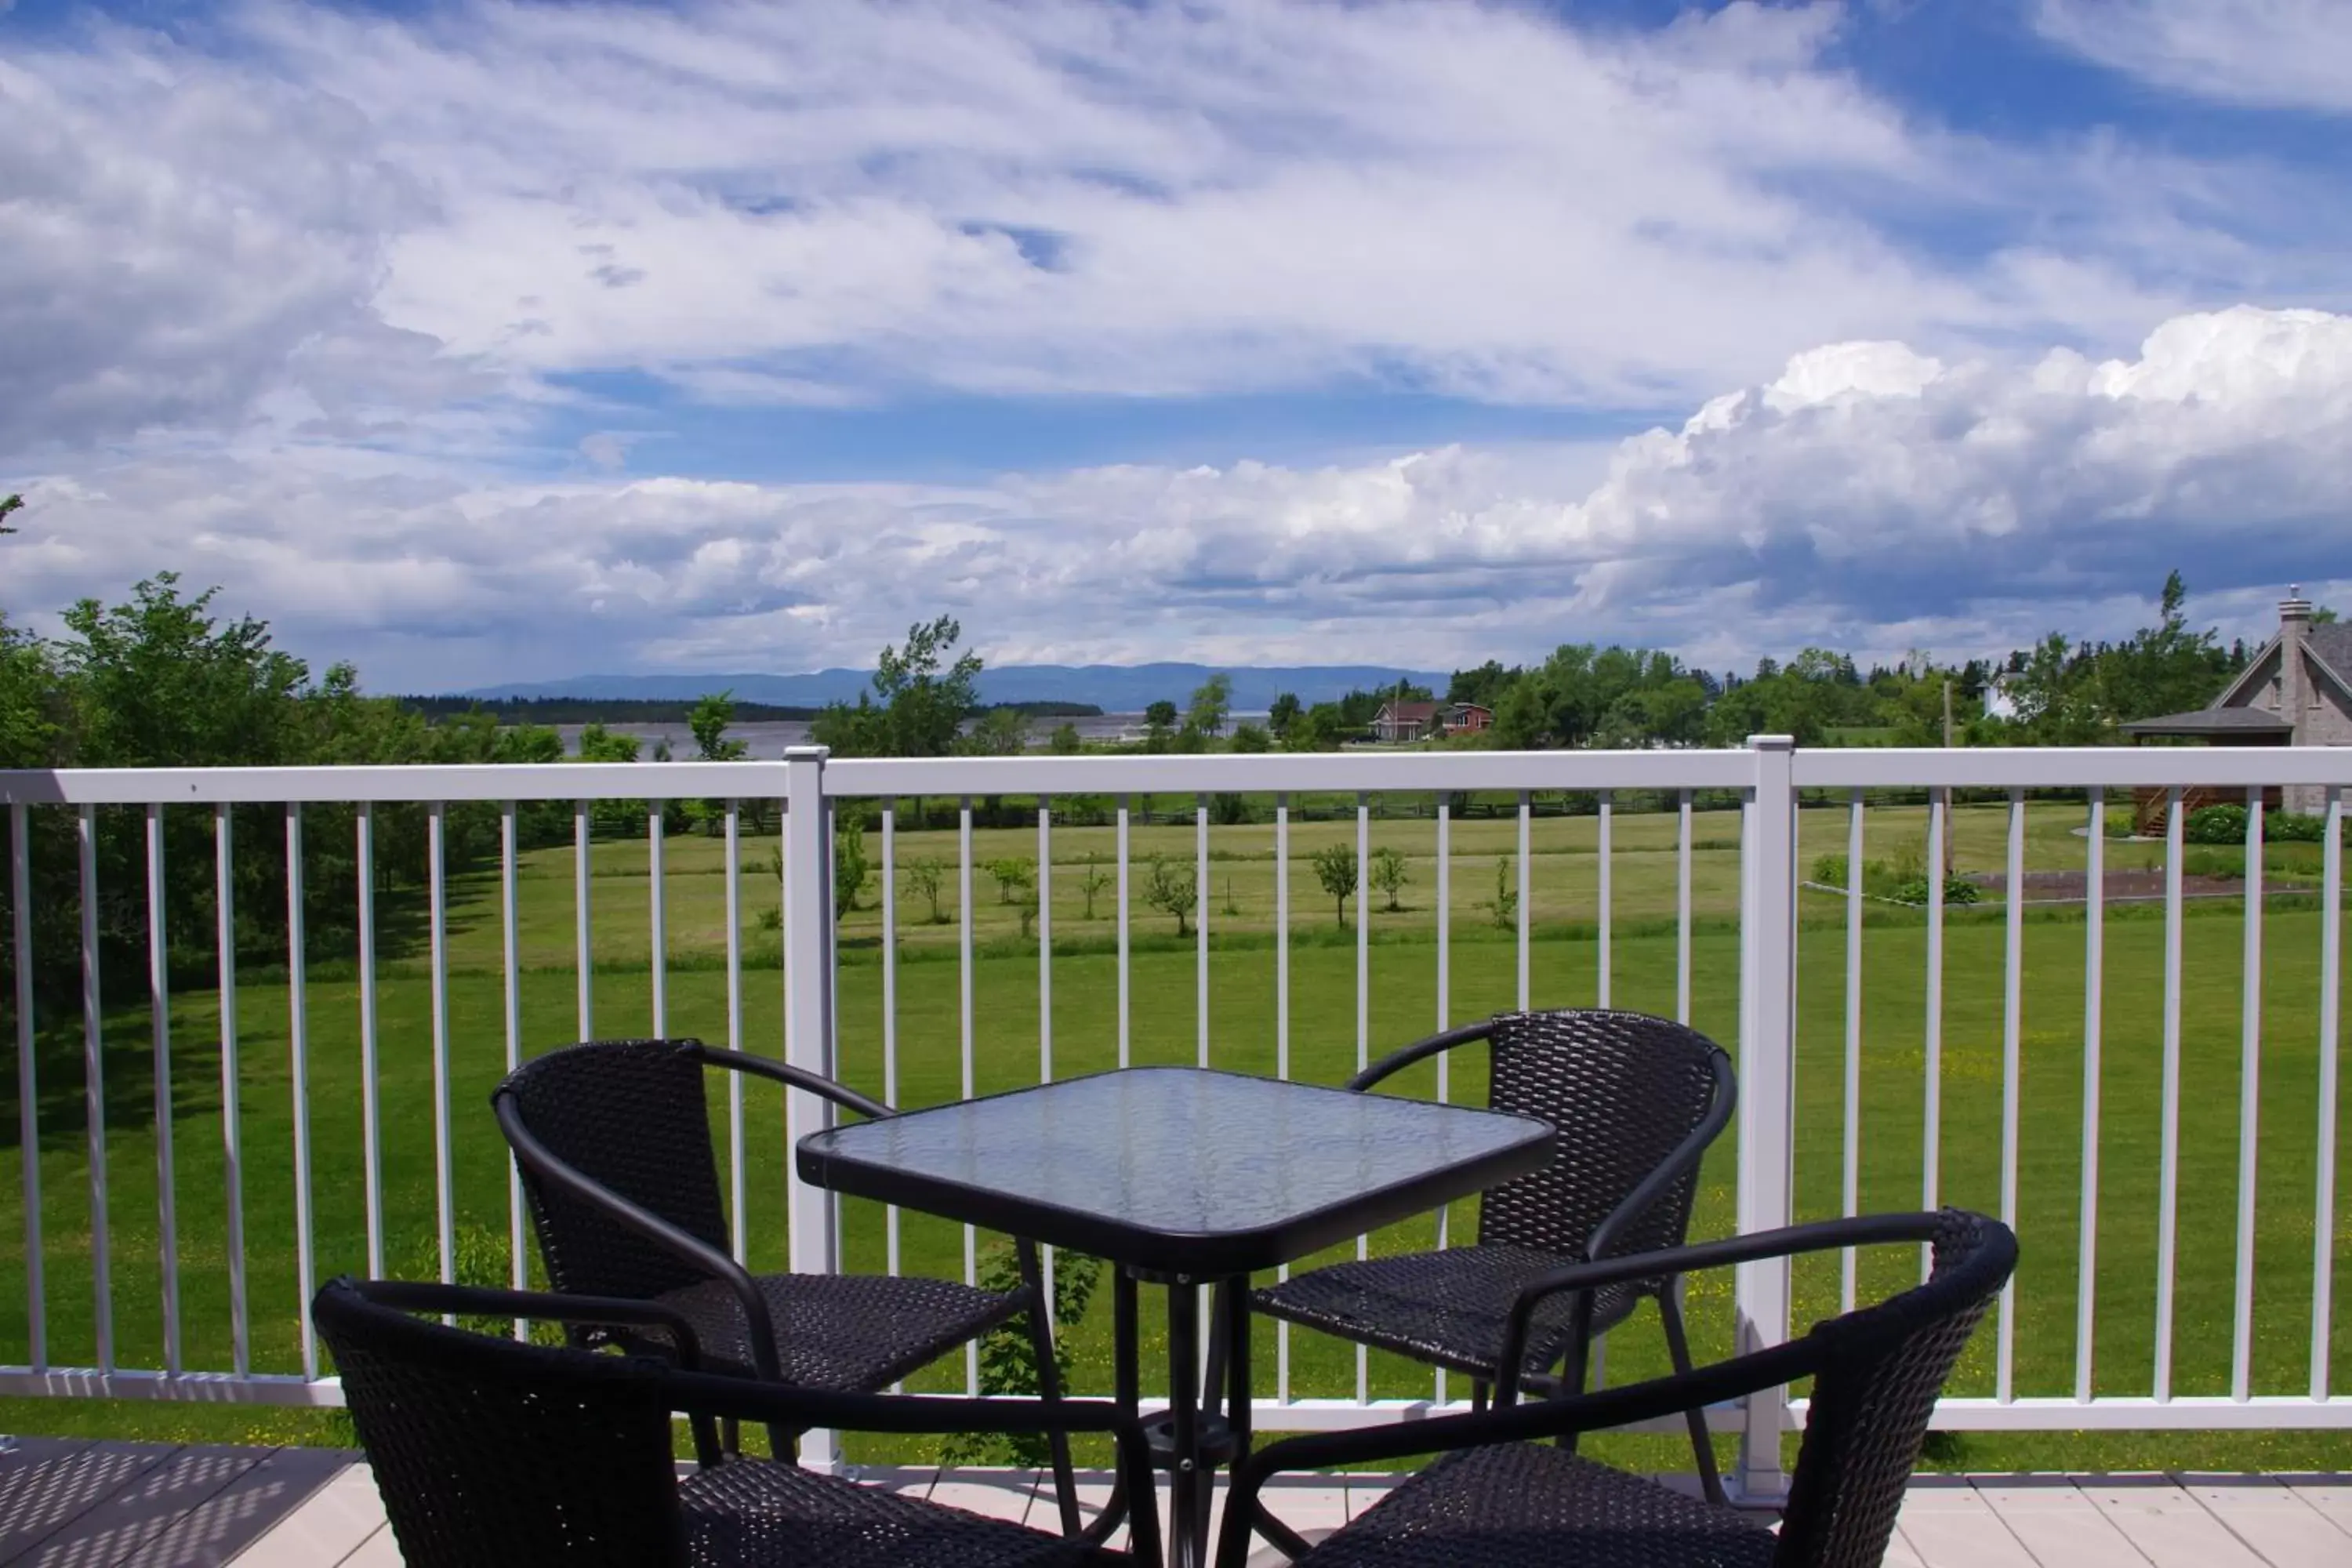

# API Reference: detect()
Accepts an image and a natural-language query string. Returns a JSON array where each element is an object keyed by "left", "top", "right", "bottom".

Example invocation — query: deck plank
[
  {"left": 2179, "top": 1475, "right": 2352, "bottom": 1568},
  {"left": 1970, "top": 1478, "right": 2153, "bottom": 1568},
  {"left": 124, "top": 1447, "right": 354, "bottom": 1568},
  {"left": 1896, "top": 1479, "right": 2041, "bottom": 1568},
  {"left": 227, "top": 1466, "right": 385, "bottom": 1568},
  {"left": 14, "top": 1446, "right": 270, "bottom": 1568},
  {"left": 0, "top": 1440, "right": 182, "bottom": 1565},
  {"left": 2074, "top": 1476, "right": 2268, "bottom": 1568}
]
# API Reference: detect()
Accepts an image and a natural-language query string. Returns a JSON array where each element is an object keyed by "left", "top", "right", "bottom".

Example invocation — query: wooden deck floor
[{"left": 5, "top": 1437, "right": 2347, "bottom": 1566}]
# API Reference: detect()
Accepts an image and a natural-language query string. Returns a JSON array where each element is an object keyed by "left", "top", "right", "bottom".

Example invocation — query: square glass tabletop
[{"left": 795, "top": 1066, "right": 1554, "bottom": 1276}]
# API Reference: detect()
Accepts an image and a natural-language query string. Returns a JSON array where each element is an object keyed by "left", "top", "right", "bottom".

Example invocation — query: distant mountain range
[{"left": 456, "top": 663, "right": 1450, "bottom": 713}]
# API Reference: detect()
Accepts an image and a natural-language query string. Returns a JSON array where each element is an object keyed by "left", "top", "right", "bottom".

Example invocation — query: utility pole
[{"left": 1941, "top": 678, "right": 1958, "bottom": 870}]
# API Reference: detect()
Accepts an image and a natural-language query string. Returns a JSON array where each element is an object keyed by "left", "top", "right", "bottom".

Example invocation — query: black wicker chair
[
  {"left": 313, "top": 1276, "right": 1160, "bottom": 1568},
  {"left": 1219, "top": 1209, "right": 2016, "bottom": 1568},
  {"left": 1253, "top": 1009, "right": 1736, "bottom": 1501},
  {"left": 492, "top": 1037, "right": 1081, "bottom": 1531}
]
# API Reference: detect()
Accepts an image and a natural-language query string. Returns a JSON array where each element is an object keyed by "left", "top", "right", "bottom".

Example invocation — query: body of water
[{"left": 552, "top": 713, "right": 1265, "bottom": 757}]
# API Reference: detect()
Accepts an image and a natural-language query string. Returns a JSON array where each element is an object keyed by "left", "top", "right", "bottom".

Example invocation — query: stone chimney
[{"left": 2278, "top": 585, "right": 2312, "bottom": 742}]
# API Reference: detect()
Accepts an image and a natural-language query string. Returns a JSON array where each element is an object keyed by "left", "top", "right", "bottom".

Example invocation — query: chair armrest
[
  {"left": 697, "top": 1045, "right": 896, "bottom": 1120},
  {"left": 1345, "top": 1021, "right": 1497, "bottom": 1092},
  {"left": 495, "top": 1093, "right": 786, "bottom": 1381},
  {"left": 1497, "top": 1050, "right": 1737, "bottom": 1399},
  {"left": 349, "top": 1279, "right": 711, "bottom": 1373},
  {"left": 1216, "top": 1212, "right": 1958, "bottom": 1568}
]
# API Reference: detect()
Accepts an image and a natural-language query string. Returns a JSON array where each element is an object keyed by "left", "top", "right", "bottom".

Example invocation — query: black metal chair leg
[
  {"left": 1658, "top": 1283, "right": 1728, "bottom": 1506},
  {"left": 1018, "top": 1240, "right": 1083, "bottom": 1536}
]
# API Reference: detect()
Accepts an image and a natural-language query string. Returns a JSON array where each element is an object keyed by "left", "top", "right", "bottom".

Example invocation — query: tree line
[{"left": 0, "top": 532, "right": 2303, "bottom": 1001}]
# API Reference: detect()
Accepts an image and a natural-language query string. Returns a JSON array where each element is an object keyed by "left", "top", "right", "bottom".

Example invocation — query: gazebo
[{"left": 2116, "top": 706, "right": 2290, "bottom": 833}]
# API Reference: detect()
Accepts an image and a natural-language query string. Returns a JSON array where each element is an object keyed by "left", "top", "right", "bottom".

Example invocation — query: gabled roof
[
  {"left": 1377, "top": 700, "right": 1439, "bottom": 723},
  {"left": 2212, "top": 620, "right": 2352, "bottom": 711},
  {"left": 2121, "top": 706, "right": 2293, "bottom": 736}
]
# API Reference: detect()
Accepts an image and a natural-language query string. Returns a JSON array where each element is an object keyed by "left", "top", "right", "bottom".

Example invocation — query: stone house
[{"left": 2121, "top": 588, "right": 2352, "bottom": 819}]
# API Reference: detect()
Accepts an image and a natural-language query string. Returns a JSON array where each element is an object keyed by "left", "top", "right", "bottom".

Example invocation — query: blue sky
[{"left": 4, "top": 1, "right": 2350, "bottom": 690}]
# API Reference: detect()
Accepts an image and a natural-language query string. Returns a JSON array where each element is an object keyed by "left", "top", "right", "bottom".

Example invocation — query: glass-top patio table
[{"left": 796, "top": 1065, "right": 1555, "bottom": 1568}]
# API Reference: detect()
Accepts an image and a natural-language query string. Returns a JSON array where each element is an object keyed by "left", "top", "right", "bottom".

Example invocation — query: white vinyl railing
[{"left": 1, "top": 740, "right": 2347, "bottom": 1497}]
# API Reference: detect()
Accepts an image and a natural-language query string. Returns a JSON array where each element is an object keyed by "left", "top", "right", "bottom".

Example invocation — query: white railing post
[
  {"left": 781, "top": 746, "right": 840, "bottom": 1469},
  {"left": 1735, "top": 735, "right": 1798, "bottom": 1501}
]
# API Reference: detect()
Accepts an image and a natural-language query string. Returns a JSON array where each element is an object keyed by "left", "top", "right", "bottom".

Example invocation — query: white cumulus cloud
[{"left": 7, "top": 306, "right": 2349, "bottom": 688}]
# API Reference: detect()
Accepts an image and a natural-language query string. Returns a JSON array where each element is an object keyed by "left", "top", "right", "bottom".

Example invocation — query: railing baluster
[
  {"left": 1597, "top": 791, "right": 1612, "bottom": 1008},
  {"left": 960, "top": 797, "right": 977, "bottom": 1396},
  {"left": 79, "top": 804, "right": 110, "bottom": 1370},
  {"left": 881, "top": 800, "right": 899, "bottom": 1294},
  {"left": 430, "top": 804, "right": 455, "bottom": 1319},
  {"left": 147, "top": 802, "right": 178, "bottom": 1377},
  {"left": 1197, "top": 795, "right": 1210, "bottom": 1068},
  {"left": 1038, "top": 799, "right": 1054, "bottom": 1319},
  {"left": 575, "top": 803, "right": 593, "bottom": 1039},
  {"left": 1678, "top": 788, "right": 1693, "bottom": 1025},
  {"left": 1436, "top": 792, "right": 1451, "bottom": 1405},
  {"left": 1276, "top": 792, "right": 1292, "bottom": 1406},
  {"left": 649, "top": 806, "right": 667, "bottom": 1037},
  {"left": 503, "top": 804, "right": 527, "bottom": 1334},
  {"left": 1842, "top": 790, "right": 1864, "bottom": 1313},
  {"left": 724, "top": 802, "right": 747, "bottom": 1265},
  {"left": 287, "top": 805, "right": 316, "bottom": 1377},
  {"left": 216, "top": 804, "right": 247, "bottom": 1375},
  {"left": 1356, "top": 791, "right": 1370, "bottom": 1406},
  {"left": 1516, "top": 790, "right": 1531, "bottom": 1011},
  {"left": 358, "top": 802, "right": 383, "bottom": 1279},
  {"left": 12, "top": 804, "right": 42, "bottom": 1372},
  {"left": 2234, "top": 786, "right": 2264, "bottom": 1402},
  {"left": 2316, "top": 786, "right": 2343, "bottom": 1402},
  {"left": 2077, "top": 787, "right": 2104, "bottom": 1404},
  {"left": 1117, "top": 794, "right": 1131, "bottom": 1069},
  {"left": 1998, "top": 789, "right": 2025, "bottom": 1403},
  {"left": 1922, "top": 786, "right": 1946, "bottom": 1281},
  {"left": 2156, "top": 785, "right": 2185, "bottom": 1402}
]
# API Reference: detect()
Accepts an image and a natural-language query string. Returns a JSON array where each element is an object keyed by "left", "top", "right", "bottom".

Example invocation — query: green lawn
[{"left": 2, "top": 800, "right": 2348, "bottom": 1472}]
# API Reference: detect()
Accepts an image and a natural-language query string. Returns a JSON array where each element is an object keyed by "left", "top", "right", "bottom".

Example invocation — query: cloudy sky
[{"left": 5, "top": 0, "right": 2351, "bottom": 691}]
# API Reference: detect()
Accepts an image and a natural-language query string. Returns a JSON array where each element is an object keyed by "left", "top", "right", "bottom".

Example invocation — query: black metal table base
[{"left": 1083, "top": 1265, "right": 1253, "bottom": 1568}]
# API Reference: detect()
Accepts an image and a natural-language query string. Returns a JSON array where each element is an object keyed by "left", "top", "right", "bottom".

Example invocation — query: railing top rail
[
  {"left": 818, "top": 749, "right": 1758, "bottom": 797},
  {"left": 1791, "top": 746, "right": 2352, "bottom": 790},
  {"left": 2, "top": 743, "right": 2343, "bottom": 807},
  {"left": 0, "top": 762, "right": 795, "bottom": 806}
]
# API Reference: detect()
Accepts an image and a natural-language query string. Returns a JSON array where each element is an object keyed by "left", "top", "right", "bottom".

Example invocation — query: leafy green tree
[
  {"left": 1184, "top": 673, "right": 1232, "bottom": 742},
  {"left": 904, "top": 856, "right": 949, "bottom": 924},
  {"left": 1142, "top": 699, "right": 1178, "bottom": 753},
  {"left": 1077, "top": 852, "right": 1112, "bottom": 919},
  {"left": 985, "top": 856, "right": 1036, "bottom": 904},
  {"left": 1142, "top": 855, "right": 1197, "bottom": 936},
  {"left": 689, "top": 691, "right": 748, "bottom": 760},
  {"left": 1447, "top": 660, "right": 1511, "bottom": 710},
  {"left": 1312, "top": 843, "right": 1358, "bottom": 927},
  {"left": 0, "top": 494, "right": 20, "bottom": 535},
  {"left": 2314, "top": 605, "right": 2340, "bottom": 626},
  {"left": 1050, "top": 720, "right": 1083, "bottom": 754},
  {"left": 876, "top": 615, "right": 983, "bottom": 756},
  {"left": 940, "top": 1244, "right": 1102, "bottom": 1466},
  {"left": 1266, "top": 691, "right": 1301, "bottom": 738},
  {"left": 834, "top": 815, "right": 869, "bottom": 916},
  {"left": 1369, "top": 844, "right": 1410, "bottom": 911},
  {"left": 1229, "top": 721, "right": 1270, "bottom": 753},
  {"left": 967, "top": 706, "right": 1029, "bottom": 755}
]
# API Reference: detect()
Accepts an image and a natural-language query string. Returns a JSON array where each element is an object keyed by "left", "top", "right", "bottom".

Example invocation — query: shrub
[
  {"left": 2184, "top": 804, "right": 2249, "bottom": 844},
  {"left": 1810, "top": 854, "right": 1849, "bottom": 887},
  {"left": 2265, "top": 808, "right": 2328, "bottom": 843},
  {"left": 1369, "top": 845, "right": 1410, "bottom": 911},
  {"left": 941, "top": 1246, "right": 1103, "bottom": 1467},
  {"left": 1892, "top": 875, "right": 1980, "bottom": 906},
  {"left": 1485, "top": 855, "right": 1519, "bottom": 929}
]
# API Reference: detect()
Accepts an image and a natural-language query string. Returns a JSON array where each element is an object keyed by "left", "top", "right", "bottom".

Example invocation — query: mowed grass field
[{"left": 2, "top": 799, "right": 2348, "bottom": 1473}]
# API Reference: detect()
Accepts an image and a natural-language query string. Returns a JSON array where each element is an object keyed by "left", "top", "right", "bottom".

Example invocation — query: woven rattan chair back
[
  {"left": 313, "top": 1277, "right": 689, "bottom": 1568},
  {"left": 1773, "top": 1210, "right": 2015, "bottom": 1568},
  {"left": 1475, "top": 1009, "right": 1728, "bottom": 1259},
  {"left": 499, "top": 1039, "right": 731, "bottom": 1302}
]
